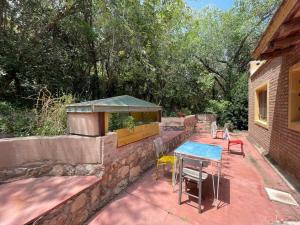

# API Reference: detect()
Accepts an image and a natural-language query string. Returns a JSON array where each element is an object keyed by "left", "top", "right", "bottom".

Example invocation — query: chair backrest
[
  {"left": 224, "top": 128, "right": 231, "bottom": 140},
  {"left": 153, "top": 137, "right": 165, "bottom": 158},
  {"left": 182, "top": 157, "right": 209, "bottom": 169},
  {"left": 211, "top": 121, "right": 217, "bottom": 138},
  {"left": 224, "top": 123, "right": 230, "bottom": 130}
]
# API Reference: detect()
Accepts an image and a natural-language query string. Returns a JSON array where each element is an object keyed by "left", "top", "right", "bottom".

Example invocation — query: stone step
[{"left": 0, "top": 176, "right": 101, "bottom": 225}]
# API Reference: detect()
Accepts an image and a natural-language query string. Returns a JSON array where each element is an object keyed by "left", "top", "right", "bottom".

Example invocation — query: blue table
[{"left": 174, "top": 141, "right": 223, "bottom": 202}]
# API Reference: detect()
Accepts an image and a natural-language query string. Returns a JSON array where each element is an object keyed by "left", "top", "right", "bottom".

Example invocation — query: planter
[{"left": 116, "top": 122, "right": 160, "bottom": 147}]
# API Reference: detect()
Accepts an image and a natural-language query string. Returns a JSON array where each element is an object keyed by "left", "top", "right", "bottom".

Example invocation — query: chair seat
[
  {"left": 182, "top": 167, "right": 208, "bottom": 181},
  {"left": 229, "top": 139, "right": 243, "bottom": 145},
  {"left": 158, "top": 155, "right": 176, "bottom": 164}
]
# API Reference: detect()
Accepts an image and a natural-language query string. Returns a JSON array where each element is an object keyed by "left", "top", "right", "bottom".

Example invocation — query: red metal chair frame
[{"left": 228, "top": 139, "right": 244, "bottom": 156}]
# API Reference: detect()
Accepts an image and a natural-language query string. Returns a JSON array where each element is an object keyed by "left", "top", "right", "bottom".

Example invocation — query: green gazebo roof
[{"left": 66, "top": 95, "right": 162, "bottom": 113}]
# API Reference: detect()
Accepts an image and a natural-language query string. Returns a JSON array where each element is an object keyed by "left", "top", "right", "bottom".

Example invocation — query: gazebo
[{"left": 66, "top": 95, "right": 162, "bottom": 146}]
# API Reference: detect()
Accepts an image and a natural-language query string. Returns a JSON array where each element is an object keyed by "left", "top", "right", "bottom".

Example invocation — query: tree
[{"left": 0, "top": 0, "right": 281, "bottom": 135}]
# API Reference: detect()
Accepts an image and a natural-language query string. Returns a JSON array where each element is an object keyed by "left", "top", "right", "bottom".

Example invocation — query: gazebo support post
[{"left": 99, "top": 112, "right": 109, "bottom": 136}]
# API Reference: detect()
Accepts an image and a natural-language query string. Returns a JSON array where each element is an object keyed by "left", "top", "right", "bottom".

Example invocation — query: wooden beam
[
  {"left": 253, "top": 0, "right": 299, "bottom": 59},
  {"left": 260, "top": 45, "right": 296, "bottom": 60},
  {"left": 270, "top": 33, "right": 300, "bottom": 49},
  {"left": 157, "top": 110, "right": 162, "bottom": 122},
  {"left": 98, "top": 112, "right": 106, "bottom": 136},
  {"left": 277, "top": 17, "right": 300, "bottom": 39}
]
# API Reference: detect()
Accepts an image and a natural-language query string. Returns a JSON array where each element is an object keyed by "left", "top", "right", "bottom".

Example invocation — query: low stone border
[{"left": 0, "top": 162, "right": 104, "bottom": 184}]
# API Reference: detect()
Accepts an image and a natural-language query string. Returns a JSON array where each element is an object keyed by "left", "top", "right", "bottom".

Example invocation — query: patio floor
[{"left": 88, "top": 131, "right": 300, "bottom": 225}]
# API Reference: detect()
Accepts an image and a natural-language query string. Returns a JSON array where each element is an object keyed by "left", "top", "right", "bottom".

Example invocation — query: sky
[{"left": 185, "top": 0, "right": 234, "bottom": 11}]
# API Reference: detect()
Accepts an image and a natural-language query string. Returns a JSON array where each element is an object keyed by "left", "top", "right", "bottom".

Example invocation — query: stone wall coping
[{"left": 0, "top": 135, "right": 101, "bottom": 142}]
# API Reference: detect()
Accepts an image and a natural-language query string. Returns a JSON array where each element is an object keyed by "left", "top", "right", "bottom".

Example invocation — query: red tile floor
[{"left": 88, "top": 132, "right": 300, "bottom": 225}]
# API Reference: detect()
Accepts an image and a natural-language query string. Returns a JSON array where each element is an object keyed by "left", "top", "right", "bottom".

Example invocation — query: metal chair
[
  {"left": 213, "top": 122, "right": 229, "bottom": 139},
  {"left": 178, "top": 157, "right": 211, "bottom": 213},
  {"left": 153, "top": 137, "right": 177, "bottom": 185}
]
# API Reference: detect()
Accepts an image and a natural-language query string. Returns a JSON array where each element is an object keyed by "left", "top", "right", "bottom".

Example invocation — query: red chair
[{"left": 224, "top": 129, "right": 244, "bottom": 156}]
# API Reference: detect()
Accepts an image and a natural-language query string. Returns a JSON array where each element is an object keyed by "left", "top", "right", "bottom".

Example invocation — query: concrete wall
[
  {"left": 248, "top": 46, "right": 300, "bottom": 181},
  {"left": 67, "top": 112, "right": 100, "bottom": 136},
  {"left": 161, "top": 115, "right": 197, "bottom": 132},
  {"left": 0, "top": 135, "right": 102, "bottom": 169}
]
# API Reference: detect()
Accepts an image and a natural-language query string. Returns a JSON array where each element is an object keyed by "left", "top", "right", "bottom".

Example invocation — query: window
[
  {"left": 289, "top": 62, "right": 300, "bottom": 132},
  {"left": 255, "top": 82, "right": 269, "bottom": 128},
  {"left": 258, "top": 90, "right": 267, "bottom": 121}
]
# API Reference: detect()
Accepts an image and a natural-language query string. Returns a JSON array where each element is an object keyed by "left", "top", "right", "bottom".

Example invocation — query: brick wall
[{"left": 249, "top": 47, "right": 300, "bottom": 181}]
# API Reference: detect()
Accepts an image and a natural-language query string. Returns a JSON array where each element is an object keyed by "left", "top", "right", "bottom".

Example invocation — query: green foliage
[
  {"left": 123, "top": 116, "right": 136, "bottom": 131},
  {"left": 221, "top": 74, "right": 249, "bottom": 130},
  {"left": 0, "top": 92, "right": 74, "bottom": 137},
  {"left": 205, "top": 100, "right": 232, "bottom": 116},
  {"left": 35, "top": 94, "right": 74, "bottom": 136},
  {"left": 0, "top": 0, "right": 280, "bottom": 135},
  {"left": 209, "top": 74, "right": 248, "bottom": 130},
  {"left": 109, "top": 113, "right": 136, "bottom": 131},
  {"left": 0, "top": 102, "right": 35, "bottom": 136}
]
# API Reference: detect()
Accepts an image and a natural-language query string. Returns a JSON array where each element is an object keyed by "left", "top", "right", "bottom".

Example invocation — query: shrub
[
  {"left": 35, "top": 91, "right": 74, "bottom": 136},
  {"left": 0, "top": 102, "right": 36, "bottom": 137},
  {"left": 180, "top": 108, "right": 192, "bottom": 116},
  {"left": 205, "top": 99, "right": 231, "bottom": 117},
  {"left": 109, "top": 113, "right": 136, "bottom": 131},
  {"left": 206, "top": 74, "right": 248, "bottom": 130}
]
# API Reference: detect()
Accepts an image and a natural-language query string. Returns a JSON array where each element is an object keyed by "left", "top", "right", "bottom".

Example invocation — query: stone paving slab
[{"left": 0, "top": 176, "right": 100, "bottom": 225}]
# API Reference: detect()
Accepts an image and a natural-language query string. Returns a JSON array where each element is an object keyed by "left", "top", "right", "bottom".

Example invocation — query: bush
[
  {"left": 206, "top": 74, "right": 248, "bottom": 130},
  {"left": 35, "top": 92, "right": 74, "bottom": 136},
  {"left": 180, "top": 108, "right": 192, "bottom": 116},
  {"left": 205, "top": 99, "right": 231, "bottom": 115},
  {"left": 0, "top": 102, "right": 36, "bottom": 137},
  {"left": 109, "top": 113, "right": 136, "bottom": 131}
]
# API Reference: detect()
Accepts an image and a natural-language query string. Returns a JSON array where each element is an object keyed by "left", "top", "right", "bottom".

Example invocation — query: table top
[{"left": 175, "top": 141, "right": 222, "bottom": 161}]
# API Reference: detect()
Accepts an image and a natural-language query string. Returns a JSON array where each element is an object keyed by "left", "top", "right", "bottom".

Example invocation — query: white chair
[{"left": 211, "top": 121, "right": 217, "bottom": 138}]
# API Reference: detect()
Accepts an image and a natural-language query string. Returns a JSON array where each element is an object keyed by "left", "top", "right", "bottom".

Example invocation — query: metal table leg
[
  {"left": 178, "top": 157, "right": 183, "bottom": 205},
  {"left": 172, "top": 153, "right": 178, "bottom": 191},
  {"left": 217, "top": 162, "right": 221, "bottom": 203}
]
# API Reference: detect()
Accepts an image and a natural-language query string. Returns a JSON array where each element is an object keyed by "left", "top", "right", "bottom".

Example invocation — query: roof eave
[
  {"left": 66, "top": 105, "right": 162, "bottom": 113},
  {"left": 253, "top": 0, "right": 298, "bottom": 60}
]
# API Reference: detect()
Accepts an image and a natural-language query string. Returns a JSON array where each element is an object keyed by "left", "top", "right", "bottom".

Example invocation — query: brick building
[{"left": 249, "top": 0, "right": 300, "bottom": 181}]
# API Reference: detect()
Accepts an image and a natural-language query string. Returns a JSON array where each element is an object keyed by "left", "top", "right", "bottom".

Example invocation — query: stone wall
[
  {"left": 0, "top": 162, "right": 104, "bottom": 184},
  {"left": 196, "top": 114, "right": 216, "bottom": 132},
  {"left": 197, "top": 114, "right": 216, "bottom": 124},
  {"left": 31, "top": 180, "right": 103, "bottom": 225},
  {"left": 183, "top": 115, "right": 197, "bottom": 134},
  {"left": 30, "top": 131, "right": 188, "bottom": 225},
  {"left": 0, "top": 120, "right": 193, "bottom": 183},
  {"left": 161, "top": 115, "right": 197, "bottom": 133}
]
